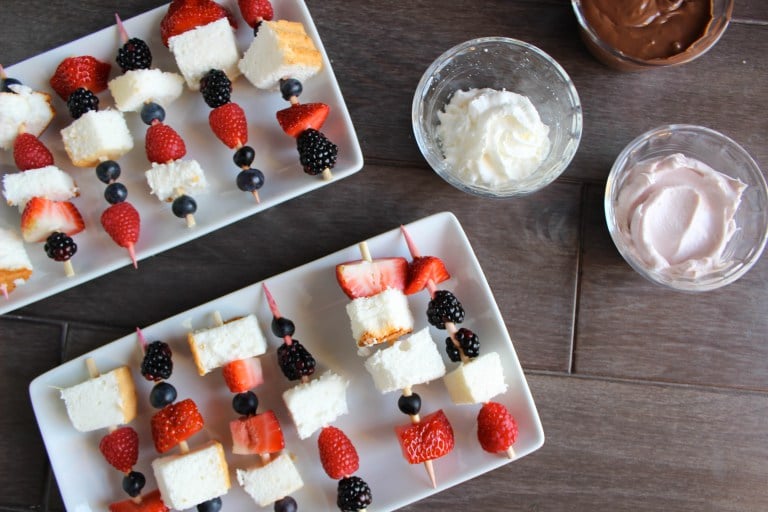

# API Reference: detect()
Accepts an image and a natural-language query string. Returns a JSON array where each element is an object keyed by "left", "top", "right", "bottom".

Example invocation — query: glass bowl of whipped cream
[
  {"left": 412, "top": 37, "right": 582, "bottom": 198},
  {"left": 605, "top": 125, "right": 768, "bottom": 292}
]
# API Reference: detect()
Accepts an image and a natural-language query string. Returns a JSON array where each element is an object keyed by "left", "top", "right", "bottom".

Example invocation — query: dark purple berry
[
  {"left": 199, "top": 69, "right": 231, "bottom": 108},
  {"left": 274, "top": 496, "right": 297, "bottom": 512},
  {"left": 337, "top": 476, "right": 372, "bottom": 511},
  {"left": 67, "top": 87, "right": 99, "bottom": 119},
  {"left": 398, "top": 393, "right": 421, "bottom": 416},
  {"left": 197, "top": 497, "right": 222, "bottom": 512},
  {"left": 427, "top": 290, "right": 465, "bottom": 329},
  {"left": 236, "top": 168, "right": 265, "bottom": 192},
  {"left": 296, "top": 129, "right": 337, "bottom": 176},
  {"left": 232, "top": 391, "right": 258, "bottom": 416},
  {"left": 150, "top": 382, "right": 177, "bottom": 408},
  {"left": 277, "top": 340, "right": 316, "bottom": 381},
  {"left": 444, "top": 337, "right": 461, "bottom": 362},
  {"left": 116, "top": 37, "right": 152, "bottom": 72},
  {"left": 172, "top": 195, "right": 197, "bottom": 218},
  {"left": 271, "top": 316, "right": 295, "bottom": 338},
  {"left": 279, "top": 78, "right": 302, "bottom": 101},
  {"left": 140, "top": 102, "right": 165, "bottom": 125},
  {"left": 455, "top": 328, "right": 480, "bottom": 358},
  {"left": 233, "top": 145, "right": 255, "bottom": 168},
  {"left": 140, "top": 340, "right": 173, "bottom": 381},
  {"left": 104, "top": 182, "right": 128, "bottom": 204},
  {"left": 122, "top": 471, "right": 146, "bottom": 497},
  {"left": 96, "top": 160, "right": 121, "bottom": 183},
  {"left": 44, "top": 232, "right": 77, "bottom": 262}
]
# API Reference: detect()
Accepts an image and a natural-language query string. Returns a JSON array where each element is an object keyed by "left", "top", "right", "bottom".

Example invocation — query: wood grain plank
[
  {"left": 0, "top": 318, "right": 63, "bottom": 508},
  {"left": 576, "top": 184, "right": 768, "bottom": 391}
]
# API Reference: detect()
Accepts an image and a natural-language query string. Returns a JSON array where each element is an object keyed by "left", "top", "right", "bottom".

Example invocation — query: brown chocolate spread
[{"left": 581, "top": 0, "right": 714, "bottom": 60}]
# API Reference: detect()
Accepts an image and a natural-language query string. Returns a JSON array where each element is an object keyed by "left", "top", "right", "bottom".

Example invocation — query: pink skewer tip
[
  {"left": 135, "top": 327, "right": 148, "bottom": 352},
  {"left": 400, "top": 225, "right": 421, "bottom": 258},
  {"left": 1, "top": 284, "right": 8, "bottom": 300},
  {"left": 262, "top": 283, "right": 293, "bottom": 345},
  {"left": 115, "top": 13, "right": 130, "bottom": 44},
  {"left": 127, "top": 243, "right": 138, "bottom": 269}
]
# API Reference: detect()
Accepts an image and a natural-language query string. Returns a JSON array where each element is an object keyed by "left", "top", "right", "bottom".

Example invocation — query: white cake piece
[
  {"left": 238, "top": 20, "right": 323, "bottom": 91},
  {"left": 443, "top": 351, "right": 508, "bottom": 405},
  {"left": 60, "top": 109, "right": 133, "bottom": 167},
  {"left": 108, "top": 69, "right": 185, "bottom": 112},
  {"left": 364, "top": 327, "right": 446, "bottom": 393},
  {"left": 152, "top": 440, "right": 230, "bottom": 510},
  {"left": 283, "top": 371, "right": 348, "bottom": 439},
  {"left": 145, "top": 159, "right": 208, "bottom": 202},
  {"left": 3, "top": 165, "right": 78, "bottom": 210},
  {"left": 0, "top": 84, "right": 54, "bottom": 150},
  {"left": 346, "top": 288, "right": 414, "bottom": 347},
  {"left": 187, "top": 314, "right": 267, "bottom": 375},
  {"left": 169, "top": 18, "right": 241, "bottom": 90},
  {"left": 237, "top": 453, "right": 304, "bottom": 507},
  {"left": 0, "top": 228, "right": 33, "bottom": 293},
  {"left": 59, "top": 366, "right": 137, "bottom": 432}
]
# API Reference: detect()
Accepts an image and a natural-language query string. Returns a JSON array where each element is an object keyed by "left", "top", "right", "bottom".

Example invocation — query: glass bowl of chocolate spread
[{"left": 572, "top": 0, "right": 734, "bottom": 70}]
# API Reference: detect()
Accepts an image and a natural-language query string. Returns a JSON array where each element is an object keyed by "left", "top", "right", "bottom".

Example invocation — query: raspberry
[
  {"left": 99, "top": 426, "right": 139, "bottom": 473},
  {"left": 318, "top": 426, "right": 360, "bottom": 480},
  {"left": 476, "top": 402, "right": 518, "bottom": 454}
]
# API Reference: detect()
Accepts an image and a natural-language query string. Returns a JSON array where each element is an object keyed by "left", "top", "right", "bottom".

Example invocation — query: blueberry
[
  {"left": 104, "top": 182, "right": 128, "bottom": 204},
  {"left": 122, "top": 471, "right": 146, "bottom": 497},
  {"left": 232, "top": 391, "right": 258, "bottom": 416},
  {"left": 279, "top": 78, "right": 302, "bottom": 101},
  {"left": 398, "top": 393, "right": 421, "bottom": 416},
  {"left": 140, "top": 102, "right": 165, "bottom": 125},
  {"left": 172, "top": 195, "right": 197, "bottom": 218},
  {"left": 96, "top": 160, "right": 121, "bottom": 183},
  {"left": 1, "top": 77, "right": 22, "bottom": 93},
  {"left": 236, "top": 168, "right": 265, "bottom": 192},
  {"left": 271, "top": 316, "right": 295, "bottom": 338},
  {"left": 274, "top": 496, "right": 297, "bottom": 512},
  {"left": 150, "top": 382, "right": 177, "bottom": 408},
  {"left": 197, "top": 497, "right": 222, "bottom": 512},
  {"left": 233, "top": 145, "right": 255, "bottom": 168}
]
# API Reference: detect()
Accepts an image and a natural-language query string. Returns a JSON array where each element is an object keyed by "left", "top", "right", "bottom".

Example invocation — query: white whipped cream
[
  {"left": 615, "top": 153, "right": 746, "bottom": 277},
  {"left": 436, "top": 88, "right": 551, "bottom": 188}
]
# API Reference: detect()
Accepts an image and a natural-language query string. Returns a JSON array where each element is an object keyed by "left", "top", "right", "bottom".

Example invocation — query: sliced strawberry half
[
  {"left": 20, "top": 197, "right": 85, "bottom": 243},
  {"left": 276, "top": 103, "right": 330, "bottom": 138},
  {"left": 230, "top": 410, "right": 285, "bottom": 455},
  {"left": 222, "top": 357, "right": 264, "bottom": 393},
  {"left": 150, "top": 398, "right": 204, "bottom": 453},
  {"left": 395, "top": 409, "right": 455, "bottom": 464},
  {"left": 160, "top": 0, "right": 237, "bottom": 47},
  {"left": 404, "top": 255, "right": 450, "bottom": 295},
  {"left": 50, "top": 56, "right": 111, "bottom": 100},
  {"left": 335, "top": 257, "right": 408, "bottom": 299},
  {"left": 109, "top": 489, "right": 169, "bottom": 512}
]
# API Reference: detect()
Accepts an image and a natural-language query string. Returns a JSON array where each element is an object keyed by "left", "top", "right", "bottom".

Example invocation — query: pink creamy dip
[{"left": 615, "top": 153, "right": 746, "bottom": 277}]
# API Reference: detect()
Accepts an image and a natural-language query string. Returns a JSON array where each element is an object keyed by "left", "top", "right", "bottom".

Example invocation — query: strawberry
[
  {"left": 20, "top": 197, "right": 85, "bottom": 243},
  {"left": 99, "top": 426, "right": 139, "bottom": 473},
  {"left": 150, "top": 398, "right": 204, "bottom": 453},
  {"left": 222, "top": 357, "right": 264, "bottom": 393},
  {"left": 101, "top": 202, "right": 140, "bottom": 268},
  {"left": 13, "top": 133, "right": 54, "bottom": 171},
  {"left": 50, "top": 56, "right": 111, "bottom": 100},
  {"left": 317, "top": 426, "right": 359, "bottom": 479},
  {"left": 109, "top": 489, "right": 169, "bottom": 512},
  {"left": 335, "top": 257, "right": 408, "bottom": 299},
  {"left": 160, "top": 0, "right": 237, "bottom": 47},
  {"left": 145, "top": 122, "right": 186, "bottom": 163},
  {"left": 404, "top": 256, "right": 450, "bottom": 295},
  {"left": 237, "top": 0, "right": 274, "bottom": 27},
  {"left": 209, "top": 102, "right": 248, "bottom": 149},
  {"left": 229, "top": 410, "right": 285, "bottom": 455},
  {"left": 276, "top": 103, "right": 330, "bottom": 138},
  {"left": 394, "top": 409, "right": 455, "bottom": 464},
  {"left": 476, "top": 402, "right": 518, "bottom": 454}
]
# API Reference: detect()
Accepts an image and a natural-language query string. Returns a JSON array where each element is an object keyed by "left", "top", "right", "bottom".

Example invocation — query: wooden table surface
[{"left": 2, "top": 0, "right": 767, "bottom": 510}]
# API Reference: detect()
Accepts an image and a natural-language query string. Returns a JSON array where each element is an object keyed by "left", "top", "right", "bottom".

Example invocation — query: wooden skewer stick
[
  {"left": 63, "top": 260, "right": 75, "bottom": 278},
  {"left": 114, "top": 13, "right": 130, "bottom": 45},
  {"left": 262, "top": 283, "right": 292, "bottom": 346},
  {"left": 212, "top": 310, "right": 224, "bottom": 327}
]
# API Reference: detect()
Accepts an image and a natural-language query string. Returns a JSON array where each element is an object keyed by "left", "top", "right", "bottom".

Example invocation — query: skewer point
[
  {"left": 321, "top": 168, "right": 333, "bottom": 181},
  {"left": 1, "top": 284, "right": 8, "bottom": 300},
  {"left": 252, "top": 190, "right": 261, "bottom": 203},
  {"left": 185, "top": 213, "right": 196, "bottom": 228},
  {"left": 63, "top": 260, "right": 75, "bottom": 278},
  {"left": 505, "top": 445, "right": 516, "bottom": 460},
  {"left": 424, "top": 459, "right": 437, "bottom": 488},
  {"left": 126, "top": 243, "right": 138, "bottom": 269}
]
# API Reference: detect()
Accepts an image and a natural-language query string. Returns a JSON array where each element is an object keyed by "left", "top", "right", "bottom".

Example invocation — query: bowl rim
[
  {"left": 571, "top": 0, "right": 735, "bottom": 69},
  {"left": 604, "top": 123, "right": 768, "bottom": 292},
  {"left": 411, "top": 36, "right": 583, "bottom": 198}
]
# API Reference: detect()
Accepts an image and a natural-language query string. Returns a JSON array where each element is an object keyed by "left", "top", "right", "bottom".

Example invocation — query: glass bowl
[
  {"left": 605, "top": 125, "right": 768, "bottom": 291},
  {"left": 572, "top": 0, "right": 734, "bottom": 71},
  {"left": 412, "top": 37, "right": 582, "bottom": 198}
]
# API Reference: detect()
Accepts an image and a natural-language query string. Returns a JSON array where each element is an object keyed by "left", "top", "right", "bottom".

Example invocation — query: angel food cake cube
[
  {"left": 238, "top": 19, "right": 322, "bottom": 90},
  {"left": 346, "top": 288, "right": 414, "bottom": 347},
  {"left": 60, "top": 109, "right": 133, "bottom": 167},
  {"left": 108, "top": 68, "right": 185, "bottom": 112},
  {"left": 364, "top": 327, "right": 446, "bottom": 393},
  {"left": 0, "top": 84, "right": 54, "bottom": 150},
  {"left": 187, "top": 314, "right": 267, "bottom": 375},
  {"left": 169, "top": 18, "right": 241, "bottom": 90},
  {"left": 237, "top": 452, "right": 304, "bottom": 507},
  {"left": 0, "top": 228, "right": 33, "bottom": 293},
  {"left": 152, "top": 440, "right": 230, "bottom": 510},
  {"left": 3, "top": 165, "right": 78, "bottom": 210},
  {"left": 59, "top": 366, "right": 137, "bottom": 432},
  {"left": 443, "top": 351, "right": 508, "bottom": 405},
  {"left": 283, "top": 371, "right": 348, "bottom": 439},
  {"left": 145, "top": 160, "right": 208, "bottom": 202}
]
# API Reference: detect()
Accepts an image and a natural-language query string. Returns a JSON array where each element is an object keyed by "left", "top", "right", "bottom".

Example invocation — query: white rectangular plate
[
  {"left": 1, "top": 0, "right": 363, "bottom": 315},
  {"left": 30, "top": 212, "right": 544, "bottom": 511}
]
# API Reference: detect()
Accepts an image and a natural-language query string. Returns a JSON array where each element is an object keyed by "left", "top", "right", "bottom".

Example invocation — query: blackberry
[
  {"left": 196, "top": 497, "right": 222, "bottom": 512},
  {"left": 398, "top": 392, "right": 421, "bottom": 416},
  {"left": 141, "top": 340, "right": 173, "bottom": 381},
  {"left": 122, "top": 471, "right": 146, "bottom": 497},
  {"left": 296, "top": 129, "right": 338, "bottom": 176},
  {"left": 279, "top": 78, "right": 302, "bottom": 101},
  {"left": 426, "top": 290, "right": 465, "bottom": 329},
  {"left": 271, "top": 316, "right": 295, "bottom": 338},
  {"left": 337, "top": 476, "right": 372, "bottom": 512},
  {"left": 199, "top": 69, "right": 231, "bottom": 108},
  {"left": 44, "top": 232, "right": 77, "bottom": 262},
  {"left": 455, "top": 328, "right": 480, "bottom": 358},
  {"left": 274, "top": 496, "right": 297, "bottom": 512},
  {"left": 444, "top": 337, "right": 461, "bottom": 362},
  {"left": 67, "top": 87, "right": 99, "bottom": 119},
  {"left": 116, "top": 37, "right": 152, "bottom": 72},
  {"left": 150, "top": 382, "right": 177, "bottom": 408},
  {"left": 277, "top": 340, "right": 316, "bottom": 381}
]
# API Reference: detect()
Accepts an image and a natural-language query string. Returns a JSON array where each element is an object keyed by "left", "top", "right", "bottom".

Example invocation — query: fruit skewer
[
  {"left": 399, "top": 226, "right": 518, "bottom": 459},
  {"left": 263, "top": 283, "right": 373, "bottom": 512}
]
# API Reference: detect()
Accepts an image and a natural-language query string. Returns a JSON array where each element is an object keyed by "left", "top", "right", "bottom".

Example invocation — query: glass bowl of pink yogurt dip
[
  {"left": 605, "top": 124, "right": 768, "bottom": 291},
  {"left": 412, "top": 37, "right": 582, "bottom": 198}
]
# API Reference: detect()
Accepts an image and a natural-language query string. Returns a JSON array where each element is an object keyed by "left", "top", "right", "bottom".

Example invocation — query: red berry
[
  {"left": 394, "top": 409, "right": 455, "bottom": 464},
  {"left": 317, "top": 426, "right": 360, "bottom": 479},
  {"left": 150, "top": 399, "right": 204, "bottom": 453},
  {"left": 50, "top": 55, "right": 111, "bottom": 100},
  {"left": 209, "top": 102, "right": 248, "bottom": 149},
  {"left": 238, "top": 0, "right": 274, "bottom": 27},
  {"left": 20, "top": 197, "right": 85, "bottom": 243},
  {"left": 230, "top": 410, "right": 285, "bottom": 455},
  {"left": 109, "top": 489, "right": 169, "bottom": 512},
  {"left": 101, "top": 202, "right": 140, "bottom": 248},
  {"left": 222, "top": 358, "right": 263, "bottom": 393},
  {"left": 99, "top": 426, "right": 139, "bottom": 473},
  {"left": 403, "top": 256, "right": 450, "bottom": 295},
  {"left": 13, "top": 133, "right": 54, "bottom": 171},
  {"left": 335, "top": 257, "right": 408, "bottom": 299},
  {"left": 476, "top": 402, "right": 518, "bottom": 454},
  {"left": 160, "top": 0, "right": 237, "bottom": 47},
  {"left": 276, "top": 102, "right": 330, "bottom": 138},
  {"left": 145, "top": 122, "right": 186, "bottom": 163}
]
